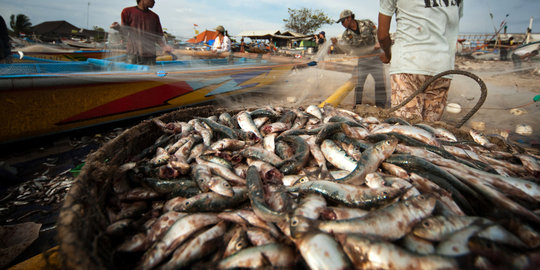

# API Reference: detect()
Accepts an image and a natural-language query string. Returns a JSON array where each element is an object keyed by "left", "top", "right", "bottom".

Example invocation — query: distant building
[{"left": 30, "top": 20, "right": 104, "bottom": 43}]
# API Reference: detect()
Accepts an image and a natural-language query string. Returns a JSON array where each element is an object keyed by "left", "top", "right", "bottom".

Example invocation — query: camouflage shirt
[{"left": 341, "top": 19, "right": 377, "bottom": 48}]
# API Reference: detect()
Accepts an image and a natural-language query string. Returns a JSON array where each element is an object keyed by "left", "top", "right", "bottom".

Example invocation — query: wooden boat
[
  {"left": 12, "top": 49, "right": 126, "bottom": 63},
  {"left": 0, "top": 57, "right": 301, "bottom": 144}
]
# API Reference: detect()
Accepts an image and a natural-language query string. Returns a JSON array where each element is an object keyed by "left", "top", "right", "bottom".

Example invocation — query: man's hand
[
  {"left": 110, "top": 22, "right": 120, "bottom": 30},
  {"left": 162, "top": 44, "right": 173, "bottom": 53},
  {"left": 379, "top": 52, "right": 391, "bottom": 64}
]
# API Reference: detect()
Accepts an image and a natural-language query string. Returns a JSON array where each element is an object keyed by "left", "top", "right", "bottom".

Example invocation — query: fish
[
  {"left": 335, "top": 234, "right": 458, "bottom": 270},
  {"left": 150, "top": 147, "right": 170, "bottom": 166},
  {"left": 303, "top": 135, "right": 331, "bottom": 179},
  {"left": 222, "top": 225, "right": 249, "bottom": 258},
  {"left": 305, "top": 104, "right": 323, "bottom": 120},
  {"left": 145, "top": 211, "right": 187, "bottom": 245},
  {"left": 371, "top": 124, "right": 441, "bottom": 147},
  {"left": 401, "top": 233, "right": 436, "bottom": 255},
  {"left": 293, "top": 193, "right": 326, "bottom": 220},
  {"left": 469, "top": 129, "right": 495, "bottom": 148},
  {"left": 137, "top": 213, "right": 221, "bottom": 270},
  {"left": 240, "top": 146, "right": 283, "bottom": 167},
  {"left": 198, "top": 117, "right": 238, "bottom": 139},
  {"left": 246, "top": 227, "right": 276, "bottom": 246},
  {"left": 444, "top": 167, "right": 540, "bottom": 224},
  {"left": 263, "top": 133, "right": 277, "bottom": 153},
  {"left": 172, "top": 186, "right": 248, "bottom": 212},
  {"left": 246, "top": 166, "right": 288, "bottom": 223},
  {"left": 276, "top": 135, "right": 311, "bottom": 174},
  {"left": 412, "top": 215, "right": 491, "bottom": 241},
  {"left": 320, "top": 139, "right": 357, "bottom": 172},
  {"left": 196, "top": 157, "right": 246, "bottom": 185},
  {"left": 160, "top": 221, "right": 228, "bottom": 270},
  {"left": 294, "top": 232, "right": 352, "bottom": 270},
  {"left": 290, "top": 195, "right": 436, "bottom": 241},
  {"left": 436, "top": 224, "right": 485, "bottom": 256},
  {"left": 217, "top": 243, "right": 296, "bottom": 269},
  {"left": 246, "top": 160, "right": 283, "bottom": 184},
  {"left": 335, "top": 137, "right": 398, "bottom": 185},
  {"left": 287, "top": 179, "right": 403, "bottom": 209},
  {"left": 320, "top": 206, "right": 369, "bottom": 220},
  {"left": 192, "top": 119, "right": 214, "bottom": 147},
  {"left": 207, "top": 175, "right": 234, "bottom": 197},
  {"left": 209, "top": 138, "right": 246, "bottom": 152},
  {"left": 217, "top": 209, "right": 281, "bottom": 237},
  {"left": 236, "top": 111, "right": 263, "bottom": 140}
]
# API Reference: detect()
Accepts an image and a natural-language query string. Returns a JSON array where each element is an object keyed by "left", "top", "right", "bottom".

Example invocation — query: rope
[{"left": 388, "top": 70, "right": 488, "bottom": 129}]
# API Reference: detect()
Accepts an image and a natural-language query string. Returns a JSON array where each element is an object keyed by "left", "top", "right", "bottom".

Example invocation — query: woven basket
[{"left": 57, "top": 105, "right": 222, "bottom": 269}]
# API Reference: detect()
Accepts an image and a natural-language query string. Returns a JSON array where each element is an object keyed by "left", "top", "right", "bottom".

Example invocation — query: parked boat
[{"left": 0, "top": 57, "right": 299, "bottom": 144}]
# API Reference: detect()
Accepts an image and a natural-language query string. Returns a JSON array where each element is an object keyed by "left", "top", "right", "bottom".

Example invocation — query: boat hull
[{"left": 0, "top": 59, "right": 296, "bottom": 144}]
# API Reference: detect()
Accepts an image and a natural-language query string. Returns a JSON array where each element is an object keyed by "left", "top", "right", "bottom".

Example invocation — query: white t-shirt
[
  {"left": 212, "top": 35, "right": 231, "bottom": 52},
  {"left": 380, "top": 0, "right": 464, "bottom": 76}
]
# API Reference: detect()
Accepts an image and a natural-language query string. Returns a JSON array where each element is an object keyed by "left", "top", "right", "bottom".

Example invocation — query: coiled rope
[{"left": 387, "top": 70, "right": 487, "bottom": 128}]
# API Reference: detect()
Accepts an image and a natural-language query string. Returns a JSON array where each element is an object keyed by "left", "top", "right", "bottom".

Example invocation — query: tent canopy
[{"left": 187, "top": 30, "right": 218, "bottom": 44}]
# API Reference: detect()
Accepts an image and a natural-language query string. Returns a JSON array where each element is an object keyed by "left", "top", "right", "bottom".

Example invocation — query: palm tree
[{"left": 9, "top": 14, "right": 32, "bottom": 36}]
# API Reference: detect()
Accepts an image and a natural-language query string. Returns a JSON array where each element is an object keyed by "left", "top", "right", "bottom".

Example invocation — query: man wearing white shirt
[
  {"left": 212, "top": 25, "right": 231, "bottom": 53},
  {"left": 378, "top": 0, "right": 463, "bottom": 121}
]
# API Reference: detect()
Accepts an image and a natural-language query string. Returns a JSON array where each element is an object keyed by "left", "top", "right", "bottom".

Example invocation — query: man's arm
[{"left": 378, "top": 13, "right": 392, "bottom": 64}]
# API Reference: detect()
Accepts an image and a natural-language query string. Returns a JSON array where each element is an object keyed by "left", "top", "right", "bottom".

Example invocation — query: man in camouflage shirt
[{"left": 336, "top": 9, "right": 387, "bottom": 108}]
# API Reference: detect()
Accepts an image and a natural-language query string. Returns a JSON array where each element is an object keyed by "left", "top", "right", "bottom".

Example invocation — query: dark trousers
[
  {"left": 355, "top": 55, "right": 387, "bottom": 107},
  {"left": 511, "top": 53, "right": 521, "bottom": 69}
]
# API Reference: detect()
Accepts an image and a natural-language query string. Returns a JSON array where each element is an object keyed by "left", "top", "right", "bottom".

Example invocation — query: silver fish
[
  {"left": 246, "top": 227, "right": 276, "bottom": 246},
  {"left": 371, "top": 124, "right": 441, "bottom": 147},
  {"left": 321, "top": 139, "right": 357, "bottom": 172},
  {"left": 237, "top": 111, "right": 263, "bottom": 139},
  {"left": 287, "top": 179, "right": 403, "bottom": 209},
  {"left": 293, "top": 193, "right": 326, "bottom": 220},
  {"left": 222, "top": 225, "right": 249, "bottom": 258},
  {"left": 335, "top": 234, "right": 457, "bottom": 270},
  {"left": 412, "top": 215, "right": 490, "bottom": 242},
  {"left": 217, "top": 243, "right": 296, "bottom": 269},
  {"left": 320, "top": 206, "right": 369, "bottom": 220},
  {"left": 401, "top": 233, "right": 436, "bottom": 255},
  {"left": 291, "top": 195, "right": 436, "bottom": 241},
  {"left": 295, "top": 232, "right": 352, "bottom": 270},
  {"left": 137, "top": 213, "right": 220, "bottom": 270},
  {"left": 160, "top": 221, "right": 227, "bottom": 270}
]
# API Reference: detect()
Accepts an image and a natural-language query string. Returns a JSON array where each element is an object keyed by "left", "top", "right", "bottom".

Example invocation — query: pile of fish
[{"left": 105, "top": 105, "right": 540, "bottom": 270}]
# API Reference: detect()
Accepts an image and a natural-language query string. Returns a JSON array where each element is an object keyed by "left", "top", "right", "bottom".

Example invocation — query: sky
[{"left": 1, "top": 0, "right": 539, "bottom": 41}]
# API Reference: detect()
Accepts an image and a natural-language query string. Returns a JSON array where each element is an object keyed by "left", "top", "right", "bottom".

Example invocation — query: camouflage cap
[
  {"left": 336, "top": 9, "right": 354, "bottom": 23},
  {"left": 215, "top": 25, "right": 225, "bottom": 33}
]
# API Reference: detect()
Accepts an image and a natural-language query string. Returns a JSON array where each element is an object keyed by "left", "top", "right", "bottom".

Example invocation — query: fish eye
[
  {"left": 419, "top": 195, "right": 425, "bottom": 200},
  {"left": 423, "top": 221, "right": 431, "bottom": 227},
  {"left": 300, "top": 176, "right": 308, "bottom": 183},
  {"left": 184, "top": 201, "right": 190, "bottom": 206},
  {"left": 290, "top": 217, "right": 298, "bottom": 226},
  {"left": 382, "top": 191, "right": 388, "bottom": 195},
  {"left": 236, "top": 242, "right": 245, "bottom": 249}
]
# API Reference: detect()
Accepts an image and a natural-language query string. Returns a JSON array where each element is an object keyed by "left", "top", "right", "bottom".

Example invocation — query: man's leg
[
  {"left": 354, "top": 58, "right": 366, "bottom": 105},
  {"left": 370, "top": 57, "right": 387, "bottom": 108},
  {"left": 422, "top": 77, "right": 451, "bottom": 122},
  {"left": 512, "top": 53, "right": 521, "bottom": 69},
  {"left": 390, "top": 73, "right": 424, "bottom": 120}
]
